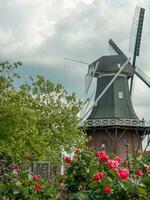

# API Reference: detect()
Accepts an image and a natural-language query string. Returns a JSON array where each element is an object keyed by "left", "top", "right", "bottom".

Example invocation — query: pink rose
[
  {"left": 117, "top": 168, "right": 129, "bottom": 180},
  {"left": 114, "top": 156, "right": 121, "bottom": 163},
  {"left": 96, "top": 151, "right": 109, "bottom": 162},
  {"left": 33, "top": 175, "right": 38, "bottom": 180},
  {"left": 108, "top": 160, "right": 119, "bottom": 169},
  {"left": 96, "top": 151, "right": 106, "bottom": 158},
  {"left": 136, "top": 169, "right": 143, "bottom": 177}
]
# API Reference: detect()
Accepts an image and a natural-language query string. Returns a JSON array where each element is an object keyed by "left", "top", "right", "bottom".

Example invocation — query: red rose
[
  {"left": 34, "top": 183, "right": 41, "bottom": 192},
  {"left": 93, "top": 173, "right": 101, "bottom": 181},
  {"left": 96, "top": 151, "right": 109, "bottom": 162},
  {"left": 114, "top": 156, "right": 121, "bottom": 163},
  {"left": 33, "top": 175, "right": 38, "bottom": 180},
  {"left": 65, "top": 156, "right": 72, "bottom": 164},
  {"left": 96, "top": 151, "right": 106, "bottom": 158},
  {"left": 57, "top": 196, "right": 61, "bottom": 200},
  {"left": 100, "top": 154, "right": 109, "bottom": 162},
  {"left": 108, "top": 160, "right": 119, "bottom": 169},
  {"left": 136, "top": 169, "right": 143, "bottom": 177},
  {"left": 98, "top": 172, "right": 106, "bottom": 179},
  {"left": 103, "top": 186, "right": 112, "bottom": 193},
  {"left": 117, "top": 168, "right": 129, "bottom": 180},
  {"left": 93, "top": 172, "right": 105, "bottom": 181}
]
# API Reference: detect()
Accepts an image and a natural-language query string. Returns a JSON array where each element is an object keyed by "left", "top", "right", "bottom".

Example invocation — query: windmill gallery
[{"left": 79, "top": 6, "right": 150, "bottom": 158}]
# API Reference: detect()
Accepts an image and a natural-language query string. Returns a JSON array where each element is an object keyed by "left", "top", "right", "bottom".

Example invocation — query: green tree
[{"left": 0, "top": 61, "right": 86, "bottom": 167}]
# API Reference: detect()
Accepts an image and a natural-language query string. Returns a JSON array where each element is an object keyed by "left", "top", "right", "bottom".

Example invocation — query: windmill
[{"left": 82, "top": 6, "right": 150, "bottom": 158}]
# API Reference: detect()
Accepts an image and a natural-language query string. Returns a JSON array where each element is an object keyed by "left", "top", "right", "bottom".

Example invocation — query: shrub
[
  {"left": 57, "top": 147, "right": 150, "bottom": 200},
  {"left": 0, "top": 154, "right": 57, "bottom": 200}
]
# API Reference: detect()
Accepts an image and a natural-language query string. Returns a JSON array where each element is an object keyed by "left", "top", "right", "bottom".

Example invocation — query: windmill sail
[
  {"left": 109, "top": 39, "right": 127, "bottom": 59},
  {"left": 109, "top": 35, "right": 150, "bottom": 90},
  {"left": 129, "top": 6, "right": 145, "bottom": 94},
  {"left": 135, "top": 66, "right": 150, "bottom": 88}
]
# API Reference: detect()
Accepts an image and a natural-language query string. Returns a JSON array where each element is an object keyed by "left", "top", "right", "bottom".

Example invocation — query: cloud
[{"left": 0, "top": 0, "right": 150, "bottom": 120}]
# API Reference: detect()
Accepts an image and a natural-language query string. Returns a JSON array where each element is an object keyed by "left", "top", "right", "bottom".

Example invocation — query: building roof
[{"left": 88, "top": 55, "right": 134, "bottom": 77}]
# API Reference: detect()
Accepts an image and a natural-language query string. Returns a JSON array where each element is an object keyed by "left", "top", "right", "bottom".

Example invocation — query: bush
[
  {"left": 56, "top": 147, "right": 150, "bottom": 200},
  {"left": 1, "top": 148, "right": 150, "bottom": 199},
  {"left": 0, "top": 154, "right": 57, "bottom": 200}
]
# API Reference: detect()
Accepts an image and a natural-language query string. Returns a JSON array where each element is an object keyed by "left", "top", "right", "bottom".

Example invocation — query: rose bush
[
  {"left": 0, "top": 148, "right": 150, "bottom": 199},
  {"left": 0, "top": 154, "right": 57, "bottom": 200},
  {"left": 57, "top": 147, "right": 150, "bottom": 200}
]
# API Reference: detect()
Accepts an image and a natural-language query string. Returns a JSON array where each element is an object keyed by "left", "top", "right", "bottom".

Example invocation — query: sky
[{"left": 0, "top": 0, "right": 150, "bottom": 124}]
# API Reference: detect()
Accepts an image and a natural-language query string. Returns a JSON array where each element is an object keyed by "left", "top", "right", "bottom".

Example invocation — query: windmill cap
[{"left": 88, "top": 55, "right": 133, "bottom": 77}]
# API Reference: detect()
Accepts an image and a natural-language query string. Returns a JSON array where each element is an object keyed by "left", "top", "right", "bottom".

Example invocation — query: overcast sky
[{"left": 0, "top": 0, "right": 150, "bottom": 123}]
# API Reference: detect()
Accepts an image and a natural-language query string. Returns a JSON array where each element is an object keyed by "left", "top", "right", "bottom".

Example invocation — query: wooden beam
[
  {"left": 104, "top": 128, "right": 114, "bottom": 141},
  {"left": 117, "top": 128, "right": 127, "bottom": 141},
  {"left": 135, "top": 129, "right": 142, "bottom": 153}
]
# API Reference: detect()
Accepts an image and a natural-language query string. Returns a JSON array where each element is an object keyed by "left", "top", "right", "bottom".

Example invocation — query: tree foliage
[{"left": 0, "top": 61, "right": 86, "bottom": 166}]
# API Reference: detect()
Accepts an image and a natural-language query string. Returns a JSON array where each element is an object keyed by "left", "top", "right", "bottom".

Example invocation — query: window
[{"left": 118, "top": 91, "right": 123, "bottom": 99}]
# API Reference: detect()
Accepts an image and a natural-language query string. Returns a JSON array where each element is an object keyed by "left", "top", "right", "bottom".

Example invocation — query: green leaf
[
  {"left": 137, "top": 186, "right": 147, "bottom": 197},
  {"left": 67, "top": 165, "right": 75, "bottom": 175},
  {"left": 20, "top": 171, "right": 28, "bottom": 179},
  {"left": 77, "top": 190, "right": 90, "bottom": 200},
  {"left": 121, "top": 180, "right": 131, "bottom": 190},
  {"left": 56, "top": 175, "right": 65, "bottom": 182},
  {"left": 13, "top": 190, "right": 20, "bottom": 195},
  {"left": 89, "top": 165, "right": 98, "bottom": 177},
  {"left": 109, "top": 169, "right": 117, "bottom": 178},
  {"left": 101, "top": 176, "right": 112, "bottom": 186},
  {"left": 142, "top": 176, "right": 150, "bottom": 187},
  {"left": 89, "top": 181, "right": 99, "bottom": 189}
]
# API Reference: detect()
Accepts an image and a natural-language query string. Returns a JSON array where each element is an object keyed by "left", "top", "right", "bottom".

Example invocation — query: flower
[
  {"left": 98, "top": 172, "right": 106, "bottom": 179},
  {"left": 108, "top": 160, "right": 119, "bottom": 169},
  {"left": 136, "top": 169, "right": 143, "bottom": 177},
  {"left": 33, "top": 175, "right": 38, "bottom": 180},
  {"left": 74, "top": 148, "right": 80, "bottom": 153},
  {"left": 114, "top": 156, "right": 121, "bottom": 163},
  {"left": 100, "top": 154, "right": 109, "bottom": 162},
  {"left": 117, "top": 168, "right": 129, "bottom": 180},
  {"left": 57, "top": 196, "right": 61, "bottom": 200},
  {"left": 96, "top": 151, "right": 106, "bottom": 158},
  {"left": 103, "top": 186, "right": 112, "bottom": 193},
  {"left": 93, "top": 172, "right": 106, "bottom": 181},
  {"left": 65, "top": 156, "right": 72, "bottom": 164},
  {"left": 144, "top": 166, "right": 150, "bottom": 172},
  {"left": 93, "top": 173, "right": 101, "bottom": 181},
  {"left": 96, "top": 151, "right": 109, "bottom": 162},
  {"left": 34, "top": 183, "right": 41, "bottom": 192}
]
